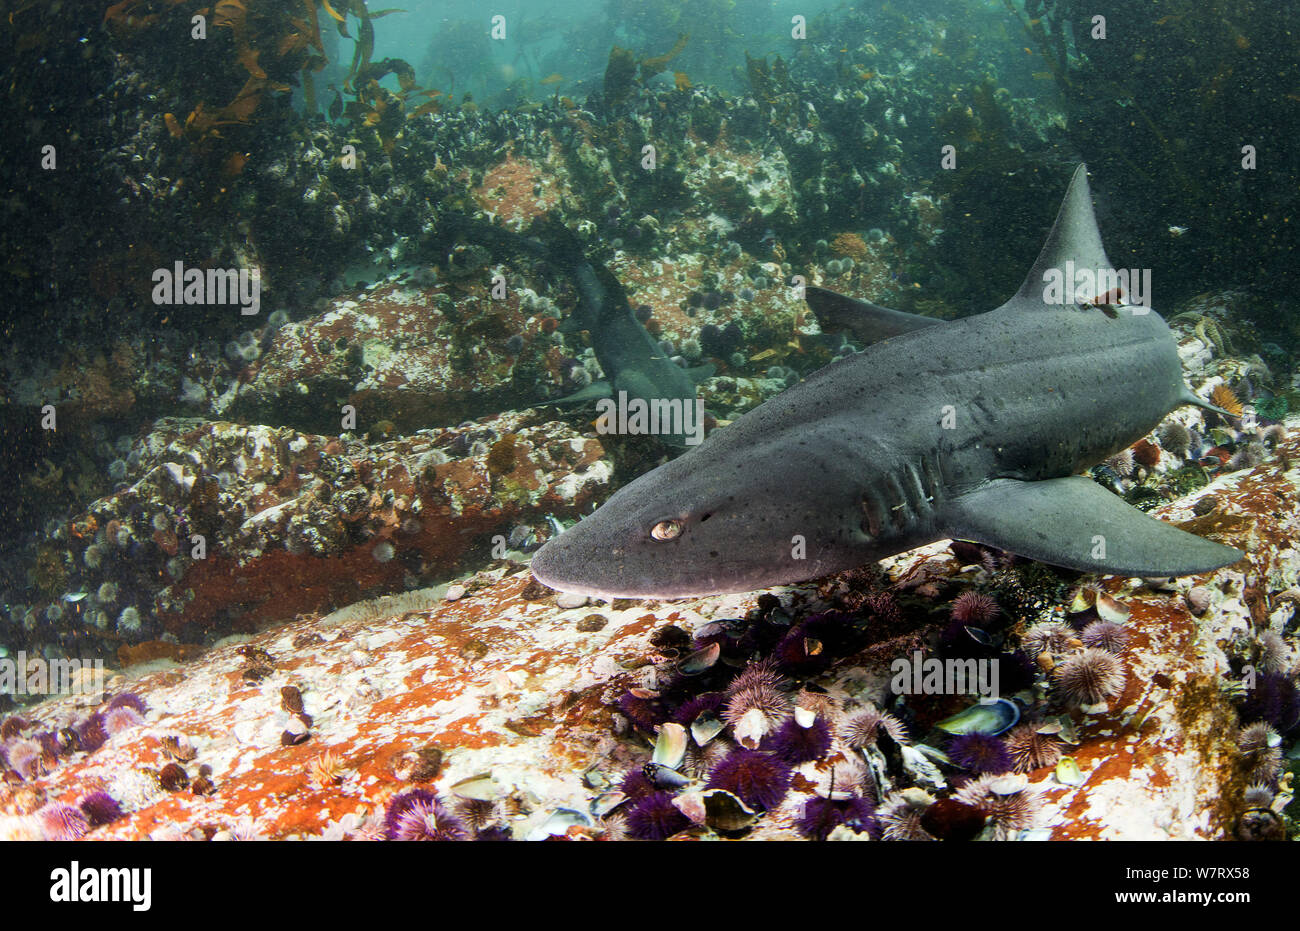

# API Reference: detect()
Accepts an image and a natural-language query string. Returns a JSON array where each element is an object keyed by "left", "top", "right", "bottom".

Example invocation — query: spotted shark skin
[{"left": 530, "top": 165, "right": 1243, "bottom": 598}]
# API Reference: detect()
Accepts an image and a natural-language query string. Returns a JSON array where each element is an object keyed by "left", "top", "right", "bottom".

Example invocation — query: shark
[
  {"left": 530, "top": 164, "right": 1245, "bottom": 598},
  {"left": 444, "top": 215, "right": 712, "bottom": 446}
]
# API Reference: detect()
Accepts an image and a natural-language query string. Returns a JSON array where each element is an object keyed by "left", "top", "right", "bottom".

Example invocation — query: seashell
[
  {"left": 935, "top": 697, "right": 1020, "bottom": 736},
  {"left": 677, "top": 642, "right": 720, "bottom": 675},
  {"left": 652, "top": 723, "right": 688, "bottom": 770},
  {"left": 700, "top": 788, "right": 758, "bottom": 833},
  {"left": 1094, "top": 592, "right": 1131, "bottom": 624},
  {"left": 913, "top": 743, "right": 951, "bottom": 766},
  {"left": 987, "top": 773, "right": 1029, "bottom": 795},
  {"left": 672, "top": 790, "right": 708, "bottom": 825},
  {"left": 794, "top": 706, "right": 817, "bottom": 728},
  {"left": 690, "top": 711, "right": 725, "bottom": 747},
  {"left": 450, "top": 773, "right": 499, "bottom": 801},
  {"left": 591, "top": 791, "right": 627, "bottom": 818},
  {"left": 525, "top": 808, "right": 591, "bottom": 841},
  {"left": 1049, "top": 715, "right": 1081, "bottom": 745},
  {"left": 1055, "top": 757, "right": 1085, "bottom": 786}
]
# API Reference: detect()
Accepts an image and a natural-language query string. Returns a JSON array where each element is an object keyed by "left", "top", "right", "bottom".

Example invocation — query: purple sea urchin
[
  {"left": 953, "top": 774, "right": 1041, "bottom": 838},
  {"left": 947, "top": 733, "right": 1013, "bottom": 774},
  {"left": 763, "top": 715, "right": 833, "bottom": 766},
  {"left": 841, "top": 704, "right": 908, "bottom": 748},
  {"left": 1054, "top": 648, "right": 1126, "bottom": 705},
  {"left": 625, "top": 791, "right": 690, "bottom": 840},
  {"left": 1003, "top": 724, "right": 1064, "bottom": 773},
  {"left": 795, "top": 796, "right": 878, "bottom": 841},
  {"left": 78, "top": 791, "right": 124, "bottom": 828},
  {"left": 1237, "top": 722, "right": 1283, "bottom": 784},
  {"left": 951, "top": 591, "right": 1000, "bottom": 627},
  {"left": 1021, "top": 621, "right": 1075, "bottom": 658},
  {"left": 106, "top": 692, "right": 148, "bottom": 715},
  {"left": 1081, "top": 620, "right": 1131, "bottom": 654},
  {"left": 876, "top": 794, "right": 935, "bottom": 841},
  {"left": 103, "top": 705, "right": 144, "bottom": 736},
  {"left": 74, "top": 714, "right": 108, "bottom": 753},
  {"left": 706, "top": 749, "right": 792, "bottom": 811},
  {"left": 1238, "top": 673, "right": 1300, "bottom": 733},
  {"left": 384, "top": 789, "right": 467, "bottom": 841},
  {"left": 36, "top": 803, "right": 89, "bottom": 841}
]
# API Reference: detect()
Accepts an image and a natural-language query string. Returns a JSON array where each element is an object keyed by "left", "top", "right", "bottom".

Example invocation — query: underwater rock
[{"left": 1, "top": 422, "right": 1293, "bottom": 839}]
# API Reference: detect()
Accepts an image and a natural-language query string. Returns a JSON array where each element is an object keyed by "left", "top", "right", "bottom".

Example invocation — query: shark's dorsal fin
[
  {"left": 945, "top": 475, "right": 1243, "bottom": 577},
  {"left": 805, "top": 286, "right": 944, "bottom": 344},
  {"left": 1012, "top": 164, "right": 1115, "bottom": 305}
]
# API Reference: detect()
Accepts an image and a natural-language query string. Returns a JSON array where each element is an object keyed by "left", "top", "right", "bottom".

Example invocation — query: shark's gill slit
[{"left": 860, "top": 491, "right": 883, "bottom": 539}]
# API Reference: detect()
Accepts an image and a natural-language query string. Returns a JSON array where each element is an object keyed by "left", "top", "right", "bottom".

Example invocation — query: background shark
[
  {"left": 444, "top": 215, "right": 712, "bottom": 446},
  {"left": 531, "top": 165, "right": 1244, "bottom": 598}
]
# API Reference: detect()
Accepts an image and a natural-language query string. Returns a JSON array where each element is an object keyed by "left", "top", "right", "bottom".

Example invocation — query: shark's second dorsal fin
[
  {"left": 805, "top": 286, "right": 944, "bottom": 344},
  {"left": 1012, "top": 164, "right": 1115, "bottom": 305}
]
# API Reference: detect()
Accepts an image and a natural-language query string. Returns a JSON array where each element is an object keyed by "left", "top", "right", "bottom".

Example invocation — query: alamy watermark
[
  {"left": 152, "top": 261, "right": 261, "bottom": 315},
  {"left": 0, "top": 652, "right": 104, "bottom": 698},
  {"left": 595, "top": 390, "right": 706, "bottom": 445},
  {"left": 1041, "top": 261, "right": 1151, "bottom": 311},
  {"left": 890, "top": 650, "right": 1000, "bottom": 699}
]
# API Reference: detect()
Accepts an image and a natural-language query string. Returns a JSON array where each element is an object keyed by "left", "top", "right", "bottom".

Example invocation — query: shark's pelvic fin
[
  {"left": 945, "top": 475, "right": 1243, "bottom": 577},
  {"left": 805, "top": 285, "right": 944, "bottom": 344},
  {"left": 1012, "top": 164, "right": 1115, "bottom": 305},
  {"left": 1178, "top": 385, "right": 1234, "bottom": 418},
  {"left": 549, "top": 380, "right": 612, "bottom": 405}
]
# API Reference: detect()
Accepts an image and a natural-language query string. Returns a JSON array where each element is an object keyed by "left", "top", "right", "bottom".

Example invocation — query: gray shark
[
  {"left": 447, "top": 215, "right": 711, "bottom": 446},
  {"left": 530, "top": 165, "right": 1244, "bottom": 598}
]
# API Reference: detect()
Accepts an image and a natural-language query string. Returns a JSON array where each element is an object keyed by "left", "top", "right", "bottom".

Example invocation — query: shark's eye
[{"left": 651, "top": 519, "right": 683, "bottom": 541}]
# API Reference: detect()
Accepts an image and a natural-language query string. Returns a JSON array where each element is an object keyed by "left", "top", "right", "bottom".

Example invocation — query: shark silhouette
[
  {"left": 530, "top": 165, "right": 1244, "bottom": 598},
  {"left": 443, "top": 215, "right": 712, "bottom": 446}
]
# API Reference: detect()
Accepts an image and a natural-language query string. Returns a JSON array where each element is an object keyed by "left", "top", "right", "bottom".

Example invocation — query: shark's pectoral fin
[
  {"left": 687, "top": 363, "right": 716, "bottom": 383},
  {"left": 547, "top": 380, "right": 612, "bottom": 405},
  {"left": 1179, "top": 385, "right": 1234, "bottom": 418},
  {"left": 805, "top": 286, "right": 944, "bottom": 344},
  {"left": 944, "top": 475, "right": 1243, "bottom": 577}
]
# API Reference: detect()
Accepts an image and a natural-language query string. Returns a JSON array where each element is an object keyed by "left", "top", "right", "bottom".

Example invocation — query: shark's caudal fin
[
  {"left": 805, "top": 286, "right": 944, "bottom": 343},
  {"left": 945, "top": 476, "right": 1243, "bottom": 577},
  {"left": 1011, "top": 164, "right": 1114, "bottom": 305}
]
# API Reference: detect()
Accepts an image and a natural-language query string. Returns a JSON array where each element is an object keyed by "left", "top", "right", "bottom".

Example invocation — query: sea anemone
[
  {"left": 705, "top": 749, "right": 792, "bottom": 811},
  {"left": 841, "top": 704, "right": 908, "bottom": 748},
  {"left": 625, "top": 791, "right": 690, "bottom": 840},
  {"left": 953, "top": 774, "right": 1041, "bottom": 838},
  {"left": 1054, "top": 648, "right": 1126, "bottom": 705},
  {"left": 762, "top": 715, "right": 833, "bottom": 765},
  {"left": 1021, "top": 621, "right": 1075, "bottom": 658},
  {"left": 947, "top": 733, "right": 1014, "bottom": 774},
  {"left": 36, "top": 803, "right": 89, "bottom": 841},
  {"left": 1237, "top": 673, "right": 1300, "bottom": 732},
  {"left": 795, "top": 796, "right": 878, "bottom": 841},
  {"left": 383, "top": 789, "right": 467, "bottom": 841},
  {"left": 951, "top": 591, "right": 1000, "bottom": 627},
  {"left": 1211, "top": 383, "right": 1243, "bottom": 417},
  {"left": 876, "top": 793, "right": 935, "bottom": 841},
  {"left": 1080, "top": 620, "right": 1131, "bottom": 654},
  {"left": 78, "top": 791, "right": 124, "bottom": 828},
  {"left": 1003, "top": 724, "right": 1064, "bottom": 773}
]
